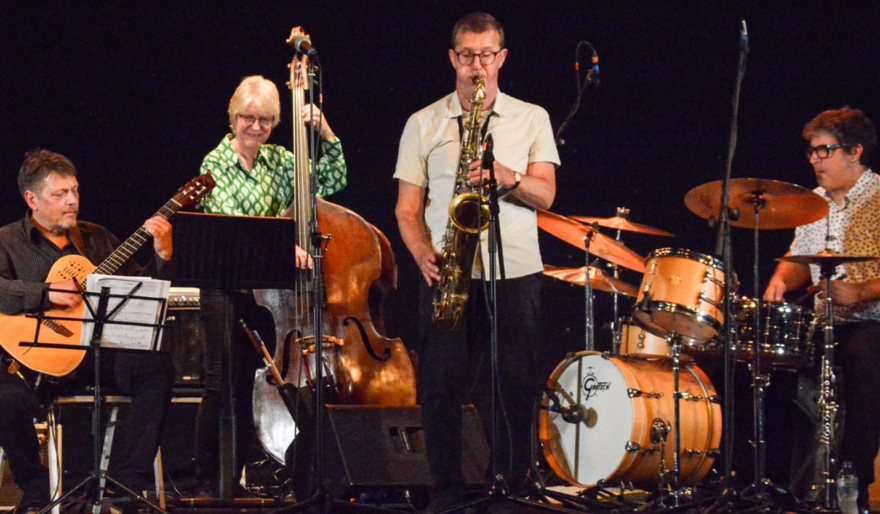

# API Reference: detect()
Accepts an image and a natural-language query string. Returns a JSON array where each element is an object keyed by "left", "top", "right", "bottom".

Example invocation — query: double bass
[{"left": 252, "top": 27, "right": 417, "bottom": 465}]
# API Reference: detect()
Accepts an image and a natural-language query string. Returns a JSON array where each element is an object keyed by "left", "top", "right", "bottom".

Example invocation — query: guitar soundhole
[{"left": 61, "top": 263, "right": 85, "bottom": 279}]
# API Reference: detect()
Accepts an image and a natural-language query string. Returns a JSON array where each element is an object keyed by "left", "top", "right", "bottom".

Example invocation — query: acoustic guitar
[{"left": 0, "top": 174, "right": 215, "bottom": 376}]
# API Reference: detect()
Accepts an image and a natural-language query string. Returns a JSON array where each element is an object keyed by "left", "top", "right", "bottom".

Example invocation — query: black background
[{"left": 3, "top": 1, "right": 880, "bottom": 376}]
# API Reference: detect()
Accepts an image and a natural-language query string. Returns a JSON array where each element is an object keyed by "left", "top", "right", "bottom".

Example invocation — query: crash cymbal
[
  {"left": 537, "top": 210, "right": 646, "bottom": 272},
  {"left": 779, "top": 253, "right": 879, "bottom": 267},
  {"left": 685, "top": 178, "right": 829, "bottom": 230},
  {"left": 571, "top": 215, "right": 673, "bottom": 237},
  {"left": 543, "top": 264, "right": 639, "bottom": 297}
]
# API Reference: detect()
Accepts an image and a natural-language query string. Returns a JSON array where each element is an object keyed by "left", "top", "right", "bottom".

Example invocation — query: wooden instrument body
[{"left": 0, "top": 255, "right": 96, "bottom": 376}]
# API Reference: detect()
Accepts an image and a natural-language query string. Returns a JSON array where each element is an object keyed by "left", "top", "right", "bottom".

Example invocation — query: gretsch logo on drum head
[{"left": 582, "top": 366, "right": 611, "bottom": 400}]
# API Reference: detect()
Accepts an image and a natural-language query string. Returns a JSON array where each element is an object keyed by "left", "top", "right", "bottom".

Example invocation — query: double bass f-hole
[{"left": 344, "top": 316, "right": 391, "bottom": 362}]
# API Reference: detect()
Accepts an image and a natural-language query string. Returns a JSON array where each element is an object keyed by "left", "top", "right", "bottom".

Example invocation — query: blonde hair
[{"left": 227, "top": 75, "right": 281, "bottom": 128}]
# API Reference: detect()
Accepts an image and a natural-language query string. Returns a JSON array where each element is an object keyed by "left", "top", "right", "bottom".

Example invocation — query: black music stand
[
  {"left": 171, "top": 212, "right": 297, "bottom": 502},
  {"left": 23, "top": 284, "right": 169, "bottom": 514}
]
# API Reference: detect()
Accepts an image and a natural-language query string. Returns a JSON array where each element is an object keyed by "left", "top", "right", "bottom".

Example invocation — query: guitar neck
[{"left": 92, "top": 196, "right": 181, "bottom": 276}]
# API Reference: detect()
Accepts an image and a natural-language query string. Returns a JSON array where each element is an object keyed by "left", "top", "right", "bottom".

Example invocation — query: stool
[{"left": 49, "top": 395, "right": 165, "bottom": 513}]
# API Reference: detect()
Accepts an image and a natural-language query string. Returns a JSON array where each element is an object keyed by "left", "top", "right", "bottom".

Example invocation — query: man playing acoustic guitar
[{"left": 0, "top": 149, "right": 176, "bottom": 514}]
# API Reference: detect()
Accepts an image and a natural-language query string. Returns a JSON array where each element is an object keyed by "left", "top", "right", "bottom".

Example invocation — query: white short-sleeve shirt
[{"left": 394, "top": 91, "right": 560, "bottom": 279}]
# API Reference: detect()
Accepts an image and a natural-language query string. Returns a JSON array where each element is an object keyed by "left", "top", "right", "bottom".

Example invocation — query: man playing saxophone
[{"left": 394, "top": 12, "right": 559, "bottom": 511}]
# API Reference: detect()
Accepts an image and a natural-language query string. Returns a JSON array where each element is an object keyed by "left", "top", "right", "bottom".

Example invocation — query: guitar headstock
[{"left": 174, "top": 173, "right": 216, "bottom": 209}]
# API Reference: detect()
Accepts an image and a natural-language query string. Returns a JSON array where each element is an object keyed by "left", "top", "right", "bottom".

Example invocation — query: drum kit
[{"left": 534, "top": 178, "right": 876, "bottom": 509}]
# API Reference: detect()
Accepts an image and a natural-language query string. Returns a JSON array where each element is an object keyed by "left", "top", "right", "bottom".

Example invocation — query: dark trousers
[
  {"left": 195, "top": 289, "right": 272, "bottom": 489},
  {"left": 0, "top": 350, "right": 174, "bottom": 503},
  {"left": 835, "top": 320, "right": 880, "bottom": 499},
  {"left": 418, "top": 273, "right": 542, "bottom": 492}
]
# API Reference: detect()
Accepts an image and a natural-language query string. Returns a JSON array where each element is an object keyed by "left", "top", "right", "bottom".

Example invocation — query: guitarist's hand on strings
[
  {"left": 143, "top": 216, "right": 173, "bottom": 261},
  {"left": 48, "top": 278, "right": 83, "bottom": 309}
]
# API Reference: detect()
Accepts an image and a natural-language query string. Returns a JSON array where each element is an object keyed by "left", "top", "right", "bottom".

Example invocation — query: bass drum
[{"left": 539, "top": 352, "right": 721, "bottom": 488}]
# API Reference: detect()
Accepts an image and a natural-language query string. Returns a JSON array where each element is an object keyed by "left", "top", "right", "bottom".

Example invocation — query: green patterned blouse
[{"left": 199, "top": 134, "right": 347, "bottom": 216}]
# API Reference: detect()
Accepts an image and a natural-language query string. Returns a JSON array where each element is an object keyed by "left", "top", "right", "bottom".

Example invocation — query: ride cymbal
[
  {"left": 543, "top": 265, "right": 639, "bottom": 297},
  {"left": 537, "top": 210, "right": 646, "bottom": 272},
  {"left": 685, "top": 178, "right": 829, "bottom": 230}
]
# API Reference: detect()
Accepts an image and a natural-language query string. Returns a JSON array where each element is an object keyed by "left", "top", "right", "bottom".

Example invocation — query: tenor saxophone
[{"left": 433, "top": 74, "right": 491, "bottom": 326}]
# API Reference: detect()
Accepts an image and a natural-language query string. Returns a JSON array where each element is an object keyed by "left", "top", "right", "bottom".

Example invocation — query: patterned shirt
[
  {"left": 790, "top": 170, "right": 880, "bottom": 321},
  {"left": 200, "top": 134, "right": 347, "bottom": 216}
]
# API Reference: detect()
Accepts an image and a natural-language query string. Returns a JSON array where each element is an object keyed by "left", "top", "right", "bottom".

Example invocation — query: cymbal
[
  {"left": 543, "top": 265, "right": 639, "bottom": 297},
  {"left": 571, "top": 215, "right": 673, "bottom": 237},
  {"left": 684, "top": 179, "right": 829, "bottom": 230},
  {"left": 537, "top": 210, "right": 646, "bottom": 272},
  {"left": 779, "top": 253, "right": 879, "bottom": 267}
]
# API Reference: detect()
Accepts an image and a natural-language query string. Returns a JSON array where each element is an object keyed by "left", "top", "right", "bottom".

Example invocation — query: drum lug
[
  {"left": 625, "top": 441, "right": 641, "bottom": 452},
  {"left": 698, "top": 292, "right": 723, "bottom": 310},
  {"left": 628, "top": 387, "right": 663, "bottom": 399},
  {"left": 703, "top": 269, "right": 724, "bottom": 287}
]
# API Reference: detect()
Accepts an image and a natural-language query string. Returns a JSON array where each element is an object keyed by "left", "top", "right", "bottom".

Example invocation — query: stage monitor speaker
[{"left": 323, "top": 405, "right": 488, "bottom": 497}]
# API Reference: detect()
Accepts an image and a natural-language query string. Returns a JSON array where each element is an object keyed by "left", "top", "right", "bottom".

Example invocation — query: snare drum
[
  {"left": 633, "top": 248, "right": 726, "bottom": 344},
  {"left": 539, "top": 352, "right": 722, "bottom": 488},
  {"left": 702, "top": 298, "right": 813, "bottom": 369}
]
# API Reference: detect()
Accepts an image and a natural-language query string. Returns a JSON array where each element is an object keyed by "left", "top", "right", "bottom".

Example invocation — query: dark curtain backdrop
[{"left": 3, "top": 1, "right": 879, "bottom": 375}]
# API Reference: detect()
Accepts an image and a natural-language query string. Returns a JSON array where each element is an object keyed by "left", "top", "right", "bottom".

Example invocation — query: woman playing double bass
[{"left": 195, "top": 74, "right": 347, "bottom": 498}]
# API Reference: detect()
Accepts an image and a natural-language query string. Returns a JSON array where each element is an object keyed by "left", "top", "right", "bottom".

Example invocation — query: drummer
[{"left": 764, "top": 107, "right": 880, "bottom": 509}]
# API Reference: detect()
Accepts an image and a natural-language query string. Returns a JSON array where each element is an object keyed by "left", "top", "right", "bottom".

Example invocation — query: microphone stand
[
  {"left": 435, "top": 137, "right": 582, "bottom": 514},
  {"left": 710, "top": 20, "right": 747, "bottom": 505}
]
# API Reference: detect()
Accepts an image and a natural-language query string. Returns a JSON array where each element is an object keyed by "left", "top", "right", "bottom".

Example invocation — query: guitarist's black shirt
[{"left": 0, "top": 213, "right": 171, "bottom": 316}]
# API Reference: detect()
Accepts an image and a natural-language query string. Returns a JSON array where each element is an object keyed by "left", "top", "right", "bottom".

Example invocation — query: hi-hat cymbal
[
  {"left": 685, "top": 179, "right": 829, "bottom": 230},
  {"left": 537, "top": 210, "right": 646, "bottom": 272},
  {"left": 779, "top": 253, "right": 879, "bottom": 267},
  {"left": 543, "top": 265, "right": 639, "bottom": 297},
  {"left": 571, "top": 215, "right": 673, "bottom": 237}
]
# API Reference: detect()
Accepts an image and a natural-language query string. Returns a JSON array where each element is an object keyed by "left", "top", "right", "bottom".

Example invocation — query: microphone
[
  {"left": 561, "top": 404, "right": 587, "bottom": 424},
  {"left": 482, "top": 134, "right": 494, "bottom": 170},
  {"left": 294, "top": 35, "right": 317, "bottom": 57},
  {"left": 590, "top": 49, "right": 600, "bottom": 88}
]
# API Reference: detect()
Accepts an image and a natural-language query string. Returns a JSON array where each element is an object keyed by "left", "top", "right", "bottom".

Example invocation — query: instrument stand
[
  {"left": 814, "top": 261, "right": 842, "bottom": 512},
  {"left": 584, "top": 228, "right": 597, "bottom": 351},
  {"left": 740, "top": 192, "right": 790, "bottom": 505},
  {"left": 27, "top": 286, "right": 168, "bottom": 514}
]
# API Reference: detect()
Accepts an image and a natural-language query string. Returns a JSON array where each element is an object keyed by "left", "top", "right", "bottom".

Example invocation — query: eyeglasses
[
  {"left": 237, "top": 114, "right": 275, "bottom": 128},
  {"left": 806, "top": 144, "right": 844, "bottom": 160},
  {"left": 455, "top": 50, "right": 502, "bottom": 66}
]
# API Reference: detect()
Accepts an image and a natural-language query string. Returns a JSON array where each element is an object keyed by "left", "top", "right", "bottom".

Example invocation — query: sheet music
[{"left": 80, "top": 274, "right": 171, "bottom": 350}]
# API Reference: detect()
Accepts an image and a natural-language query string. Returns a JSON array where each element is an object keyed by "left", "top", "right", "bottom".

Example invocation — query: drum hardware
[
  {"left": 627, "top": 388, "right": 663, "bottom": 399},
  {"left": 686, "top": 178, "right": 832, "bottom": 502},
  {"left": 777, "top": 253, "right": 880, "bottom": 510}
]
